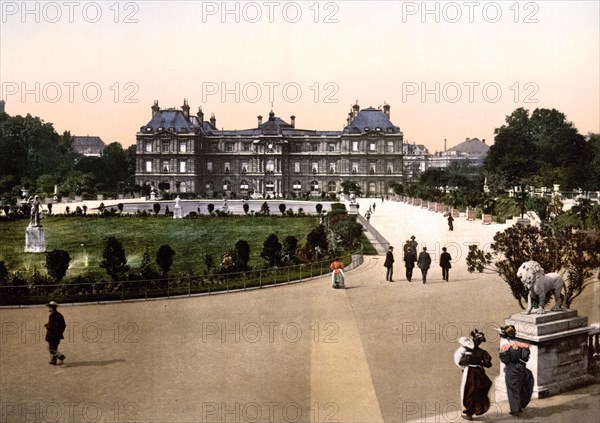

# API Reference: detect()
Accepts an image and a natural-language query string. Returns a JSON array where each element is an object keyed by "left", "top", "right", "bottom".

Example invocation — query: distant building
[
  {"left": 134, "top": 100, "right": 404, "bottom": 197},
  {"left": 429, "top": 137, "right": 489, "bottom": 168},
  {"left": 402, "top": 143, "right": 431, "bottom": 181},
  {"left": 72, "top": 136, "right": 106, "bottom": 157}
]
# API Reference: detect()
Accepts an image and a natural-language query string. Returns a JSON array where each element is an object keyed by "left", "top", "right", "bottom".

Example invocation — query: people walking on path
[
  {"left": 384, "top": 246, "right": 395, "bottom": 282},
  {"left": 45, "top": 301, "right": 66, "bottom": 365},
  {"left": 498, "top": 325, "right": 534, "bottom": 416},
  {"left": 409, "top": 235, "right": 418, "bottom": 253},
  {"left": 417, "top": 246, "right": 432, "bottom": 284},
  {"left": 330, "top": 257, "right": 345, "bottom": 289},
  {"left": 447, "top": 214, "right": 454, "bottom": 231},
  {"left": 403, "top": 247, "right": 417, "bottom": 282},
  {"left": 454, "top": 330, "right": 492, "bottom": 421},
  {"left": 403, "top": 239, "right": 411, "bottom": 255},
  {"left": 440, "top": 247, "right": 452, "bottom": 281}
]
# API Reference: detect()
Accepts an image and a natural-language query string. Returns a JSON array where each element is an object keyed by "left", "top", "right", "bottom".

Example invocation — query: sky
[{"left": 1, "top": 0, "right": 599, "bottom": 153}]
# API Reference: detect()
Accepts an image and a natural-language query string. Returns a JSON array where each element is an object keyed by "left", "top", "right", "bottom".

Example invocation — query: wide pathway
[{"left": 1, "top": 199, "right": 598, "bottom": 422}]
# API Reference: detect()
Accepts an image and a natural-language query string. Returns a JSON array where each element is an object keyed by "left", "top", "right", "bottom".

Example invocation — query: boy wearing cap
[{"left": 45, "top": 301, "right": 66, "bottom": 365}]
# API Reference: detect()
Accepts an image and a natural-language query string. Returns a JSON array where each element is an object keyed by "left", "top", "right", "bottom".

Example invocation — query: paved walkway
[{"left": 1, "top": 199, "right": 598, "bottom": 422}]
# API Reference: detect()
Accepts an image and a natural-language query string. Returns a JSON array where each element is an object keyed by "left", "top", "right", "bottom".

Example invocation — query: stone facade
[{"left": 135, "top": 101, "right": 404, "bottom": 198}]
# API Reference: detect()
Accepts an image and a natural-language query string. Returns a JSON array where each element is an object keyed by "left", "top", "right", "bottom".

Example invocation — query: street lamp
[{"left": 514, "top": 184, "right": 529, "bottom": 218}]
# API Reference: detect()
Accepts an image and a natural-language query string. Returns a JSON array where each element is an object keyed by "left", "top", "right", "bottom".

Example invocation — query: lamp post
[{"left": 515, "top": 184, "right": 528, "bottom": 218}]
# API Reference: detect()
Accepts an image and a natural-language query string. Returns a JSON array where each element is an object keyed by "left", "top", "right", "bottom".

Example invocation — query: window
[
  {"left": 179, "top": 161, "right": 186, "bottom": 173},
  {"left": 179, "top": 182, "right": 187, "bottom": 193},
  {"left": 211, "top": 143, "right": 219, "bottom": 152},
  {"left": 312, "top": 162, "right": 318, "bottom": 173},
  {"left": 225, "top": 143, "right": 234, "bottom": 152},
  {"left": 224, "top": 162, "right": 230, "bottom": 173},
  {"left": 293, "top": 144, "right": 302, "bottom": 152},
  {"left": 206, "top": 182, "right": 213, "bottom": 191},
  {"left": 145, "top": 161, "right": 152, "bottom": 172},
  {"left": 207, "top": 162, "right": 213, "bottom": 173},
  {"left": 265, "top": 181, "right": 275, "bottom": 191},
  {"left": 386, "top": 141, "right": 394, "bottom": 153},
  {"left": 242, "top": 143, "right": 251, "bottom": 152},
  {"left": 311, "top": 180, "right": 319, "bottom": 191},
  {"left": 179, "top": 142, "right": 187, "bottom": 153},
  {"left": 328, "top": 163, "right": 336, "bottom": 173},
  {"left": 293, "top": 181, "right": 302, "bottom": 191},
  {"left": 145, "top": 141, "right": 152, "bottom": 152},
  {"left": 240, "top": 180, "right": 249, "bottom": 191},
  {"left": 162, "top": 141, "right": 170, "bottom": 152},
  {"left": 242, "top": 162, "right": 248, "bottom": 173},
  {"left": 312, "top": 144, "right": 319, "bottom": 152},
  {"left": 327, "top": 181, "right": 337, "bottom": 192},
  {"left": 387, "top": 163, "right": 393, "bottom": 174},
  {"left": 223, "top": 180, "right": 231, "bottom": 191},
  {"left": 266, "top": 160, "right": 275, "bottom": 173},
  {"left": 352, "top": 141, "right": 359, "bottom": 152},
  {"left": 351, "top": 162, "right": 359, "bottom": 174},
  {"left": 369, "top": 142, "right": 376, "bottom": 152},
  {"left": 368, "top": 182, "right": 377, "bottom": 194},
  {"left": 328, "top": 143, "right": 336, "bottom": 152},
  {"left": 369, "top": 163, "right": 376, "bottom": 174},
  {"left": 162, "top": 161, "right": 170, "bottom": 173},
  {"left": 294, "top": 162, "right": 300, "bottom": 173}
]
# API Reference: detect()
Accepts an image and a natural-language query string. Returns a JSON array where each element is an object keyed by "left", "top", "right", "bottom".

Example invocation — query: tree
[
  {"left": 315, "top": 204, "right": 323, "bottom": 214},
  {"left": 279, "top": 203, "right": 286, "bottom": 215},
  {"left": 204, "top": 253, "right": 215, "bottom": 274},
  {"left": 282, "top": 236, "right": 298, "bottom": 263},
  {"left": 307, "top": 225, "right": 329, "bottom": 258},
  {"left": 45, "top": 250, "right": 71, "bottom": 283},
  {"left": 467, "top": 224, "right": 600, "bottom": 310},
  {"left": 260, "top": 201, "right": 270, "bottom": 215},
  {"left": 332, "top": 220, "right": 363, "bottom": 250},
  {"left": 100, "top": 236, "right": 130, "bottom": 281},
  {"left": 235, "top": 239, "right": 251, "bottom": 270},
  {"left": 153, "top": 203, "right": 161, "bottom": 216},
  {"left": 243, "top": 203, "right": 249, "bottom": 214},
  {"left": 261, "top": 234, "right": 282, "bottom": 267},
  {"left": 207, "top": 203, "right": 215, "bottom": 214},
  {"left": 139, "top": 247, "right": 156, "bottom": 279},
  {"left": 341, "top": 181, "right": 362, "bottom": 196},
  {"left": 156, "top": 245, "right": 176, "bottom": 277},
  {"left": 571, "top": 197, "right": 594, "bottom": 229}
]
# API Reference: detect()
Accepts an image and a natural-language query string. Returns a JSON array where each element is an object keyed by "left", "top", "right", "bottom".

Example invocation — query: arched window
[
  {"left": 327, "top": 181, "right": 337, "bottom": 192},
  {"left": 293, "top": 181, "right": 302, "bottom": 192},
  {"left": 311, "top": 180, "right": 319, "bottom": 191},
  {"left": 368, "top": 182, "right": 377, "bottom": 195},
  {"left": 179, "top": 182, "right": 187, "bottom": 193},
  {"left": 240, "top": 180, "right": 249, "bottom": 191},
  {"left": 223, "top": 180, "right": 231, "bottom": 191},
  {"left": 266, "top": 180, "right": 275, "bottom": 192}
]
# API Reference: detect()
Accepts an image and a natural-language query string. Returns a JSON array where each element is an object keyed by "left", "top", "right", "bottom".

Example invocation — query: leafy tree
[
  {"left": 0, "top": 261, "right": 9, "bottom": 285},
  {"left": 279, "top": 203, "right": 286, "bottom": 215},
  {"left": 156, "top": 245, "right": 176, "bottom": 277},
  {"left": 235, "top": 239, "right": 251, "bottom": 270},
  {"left": 140, "top": 247, "right": 156, "bottom": 279},
  {"left": 243, "top": 203, "right": 249, "bottom": 214},
  {"left": 158, "top": 181, "right": 170, "bottom": 192},
  {"left": 315, "top": 203, "right": 323, "bottom": 214},
  {"left": 307, "top": 225, "right": 329, "bottom": 258},
  {"left": 467, "top": 224, "right": 600, "bottom": 310},
  {"left": 571, "top": 197, "right": 594, "bottom": 229},
  {"left": 45, "top": 250, "right": 71, "bottom": 283},
  {"left": 332, "top": 220, "right": 363, "bottom": 250},
  {"left": 282, "top": 236, "right": 298, "bottom": 263},
  {"left": 153, "top": 203, "right": 161, "bottom": 215},
  {"left": 261, "top": 234, "right": 282, "bottom": 267},
  {"left": 100, "top": 236, "right": 130, "bottom": 281},
  {"left": 207, "top": 203, "right": 215, "bottom": 214},
  {"left": 260, "top": 201, "right": 270, "bottom": 215},
  {"left": 341, "top": 181, "right": 362, "bottom": 196}
]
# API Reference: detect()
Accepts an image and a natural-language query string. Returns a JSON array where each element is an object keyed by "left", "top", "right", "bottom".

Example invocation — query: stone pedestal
[
  {"left": 25, "top": 226, "right": 46, "bottom": 253},
  {"left": 173, "top": 205, "right": 183, "bottom": 219},
  {"left": 495, "top": 310, "right": 593, "bottom": 401},
  {"left": 347, "top": 202, "right": 359, "bottom": 215}
]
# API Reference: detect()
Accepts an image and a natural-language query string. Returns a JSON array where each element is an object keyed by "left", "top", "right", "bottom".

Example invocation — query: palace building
[{"left": 134, "top": 100, "right": 404, "bottom": 197}]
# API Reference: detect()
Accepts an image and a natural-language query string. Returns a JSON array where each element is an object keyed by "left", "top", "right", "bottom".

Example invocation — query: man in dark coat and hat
[
  {"left": 45, "top": 301, "right": 66, "bottom": 365},
  {"left": 384, "top": 246, "right": 395, "bottom": 282}
]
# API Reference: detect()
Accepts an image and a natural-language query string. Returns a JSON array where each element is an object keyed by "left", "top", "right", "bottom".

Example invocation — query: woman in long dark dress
[
  {"left": 498, "top": 325, "right": 534, "bottom": 415},
  {"left": 454, "top": 330, "right": 492, "bottom": 421}
]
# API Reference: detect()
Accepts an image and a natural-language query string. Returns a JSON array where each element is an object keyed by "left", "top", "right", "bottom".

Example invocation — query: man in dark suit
[
  {"left": 384, "top": 246, "right": 395, "bottom": 282},
  {"left": 45, "top": 301, "right": 66, "bottom": 365},
  {"left": 417, "top": 246, "right": 432, "bottom": 284}
]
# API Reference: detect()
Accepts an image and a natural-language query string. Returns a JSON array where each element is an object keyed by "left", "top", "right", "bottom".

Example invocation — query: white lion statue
[{"left": 517, "top": 261, "right": 564, "bottom": 314}]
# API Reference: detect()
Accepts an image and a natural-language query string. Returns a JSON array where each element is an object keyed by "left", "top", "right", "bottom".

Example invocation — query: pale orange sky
[{"left": 1, "top": 1, "right": 598, "bottom": 152}]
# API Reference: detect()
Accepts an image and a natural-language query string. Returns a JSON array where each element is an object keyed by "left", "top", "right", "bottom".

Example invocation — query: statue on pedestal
[
  {"left": 28, "top": 195, "right": 42, "bottom": 227},
  {"left": 517, "top": 261, "right": 564, "bottom": 314},
  {"left": 25, "top": 195, "right": 46, "bottom": 253}
]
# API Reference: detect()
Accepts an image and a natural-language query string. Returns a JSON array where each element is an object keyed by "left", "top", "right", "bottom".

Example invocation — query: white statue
[{"left": 516, "top": 261, "right": 564, "bottom": 314}]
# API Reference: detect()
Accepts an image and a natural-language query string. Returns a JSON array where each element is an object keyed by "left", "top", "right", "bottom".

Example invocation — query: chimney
[
  {"left": 197, "top": 106, "right": 204, "bottom": 122},
  {"left": 210, "top": 113, "right": 216, "bottom": 127},
  {"left": 257, "top": 115, "right": 263, "bottom": 127},
  {"left": 348, "top": 111, "right": 354, "bottom": 125},
  {"left": 290, "top": 115, "right": 296, "bottom": 128},
  {"left": 444, "top": 138, "right": 447, "bottom": 151},
  {"left": 383, "top": 103, "right": 390, "bottom": 118},
  {"left": 182, "top": 99, "right": 190, "bottom": 119},
  {"left": 482, "top": 139, "right": 486, "bottom": 144},
  {"left": 352, "top": 102, "right": 360, "bottom": 117},
  {"left": 465, "top": 137, "right": 469, "bottom": 141},
  {"left": 268, "top": 110, "right": 275, "bottom": 121},
  {"left": 151, "top": 100, "right": 160, "bottom": 118}
]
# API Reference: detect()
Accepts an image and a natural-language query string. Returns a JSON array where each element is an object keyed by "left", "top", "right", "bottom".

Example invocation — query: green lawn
[{"left": 1, "top": 215, "right": 323, "bottom": 278}]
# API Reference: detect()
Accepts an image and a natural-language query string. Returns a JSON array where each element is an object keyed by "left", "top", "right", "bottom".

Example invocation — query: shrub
[
  {"left": 45, "top": 250, "right": 71, "bottom": 283},
  {"left": 100, "top": 236, "right": 130, "bottom": 281}
]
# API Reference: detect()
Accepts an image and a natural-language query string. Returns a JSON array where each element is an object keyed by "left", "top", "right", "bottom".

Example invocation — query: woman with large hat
[{"left": 498, "top": 325, "right": 534, "bottom": 415}]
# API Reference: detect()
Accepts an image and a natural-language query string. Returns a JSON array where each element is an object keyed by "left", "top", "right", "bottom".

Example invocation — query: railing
[
  {"left": 356, "top": 214, "right": 390, "bottom": 251},
  {"left": 0, "top": 248, "right": 363, "bottom": 307}
]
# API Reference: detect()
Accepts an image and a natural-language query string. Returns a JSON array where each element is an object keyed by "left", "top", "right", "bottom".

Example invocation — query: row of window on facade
[
  {"left": 144, "top": 160, "right": 396, "bottom": 174},
  {"left": 143, "top": 140, "right": 398, "bottom": 154},
  {"left": 206, "top": 180, "right": 337, "bottom": 192}
]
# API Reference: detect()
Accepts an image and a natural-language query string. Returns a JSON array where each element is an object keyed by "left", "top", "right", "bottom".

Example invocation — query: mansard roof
[
  {"left": 143, "top": 109, "right": 200, "bottom": 133},
  {"left": 344, "top": 106, "right": 401, "bottom": 134}
]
